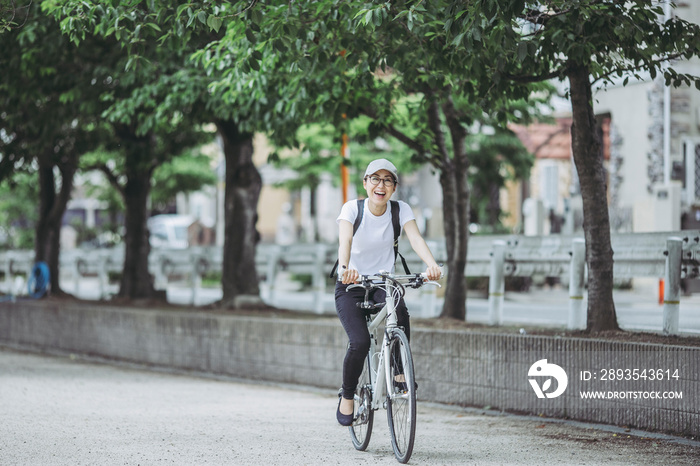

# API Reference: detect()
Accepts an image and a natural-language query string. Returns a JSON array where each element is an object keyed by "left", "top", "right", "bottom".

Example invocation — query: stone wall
[{"left": 1, "top": 301, "right": 697, "bottom": 437}]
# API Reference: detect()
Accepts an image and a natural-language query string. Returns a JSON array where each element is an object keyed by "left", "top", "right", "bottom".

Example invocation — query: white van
[{"left": 148, "top": 214, "right": 193, "bottom": 249}]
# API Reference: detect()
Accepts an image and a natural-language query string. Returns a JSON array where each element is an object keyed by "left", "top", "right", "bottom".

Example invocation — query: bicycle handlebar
[
  {"left": 344, "top": 270, "right": 442, "bottom": 312},
  {"left": 344, "top": 270, "right": 442, "bottom": 291}
]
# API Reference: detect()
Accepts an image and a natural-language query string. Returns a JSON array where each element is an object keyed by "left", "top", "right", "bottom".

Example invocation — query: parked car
[{"left": 148, "top": 214, "right": 193, "bottom": 249}]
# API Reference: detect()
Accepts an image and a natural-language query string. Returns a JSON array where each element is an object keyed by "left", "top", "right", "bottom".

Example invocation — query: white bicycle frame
[
  {"left": 352, "top": 272, "right": 439, "bottom": 413},
  {"left": 365, "top": 281, "right": 398, "bottom": 411}
]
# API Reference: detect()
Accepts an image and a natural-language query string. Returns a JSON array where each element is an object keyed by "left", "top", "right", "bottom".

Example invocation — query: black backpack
[{"left": 330, "top": 199, "right": 411, "bottom": 277}]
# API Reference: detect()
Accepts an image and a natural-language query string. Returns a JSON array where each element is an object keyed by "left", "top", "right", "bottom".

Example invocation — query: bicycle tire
[
  {"left": 349, "top": 352, "right": 374, "bottom": 450},
  {"left": 386, "top": 329, "right": 416, "bottom": 464}
]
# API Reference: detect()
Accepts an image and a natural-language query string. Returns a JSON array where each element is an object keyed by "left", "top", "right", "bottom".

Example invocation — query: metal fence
[{"left": 1, "top": 230, "right": 699, "bottom": 334}]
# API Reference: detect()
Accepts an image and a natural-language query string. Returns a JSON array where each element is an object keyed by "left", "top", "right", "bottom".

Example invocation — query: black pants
[{"left": 335, "top": 282, "right": 410, "bottom": 400}]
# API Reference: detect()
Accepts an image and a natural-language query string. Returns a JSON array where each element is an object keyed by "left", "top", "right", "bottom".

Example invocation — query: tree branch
[
  {"left": 360, "top": 107, "right": 426, "bottom": 154},
  {"left": 592, "top": 52, "right": 690, "bottom": 85},
  {"left": 84, "top": 163, "right": 125, "bottom": 197},
  {"left": 503, "top": 68, "right": 563, "bottom": 84}
]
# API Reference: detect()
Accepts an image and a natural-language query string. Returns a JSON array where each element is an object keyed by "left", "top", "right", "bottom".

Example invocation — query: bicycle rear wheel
[
  {"left": 349, "top": 353, "right": 374, "bottom": 450},
  {"left": 386, "top": 329, "right": 416, "bottom": 464}
]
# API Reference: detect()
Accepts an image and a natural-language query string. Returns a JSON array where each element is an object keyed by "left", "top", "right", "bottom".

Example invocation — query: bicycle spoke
[
  {"left": 349, "top": 353, "right": 373, "bottom": 451},
  {"left": 386, "top": 330, "right": 416, "bottom": 464}
]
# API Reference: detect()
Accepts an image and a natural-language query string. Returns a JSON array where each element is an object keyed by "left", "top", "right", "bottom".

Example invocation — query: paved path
[{"left": 1, "top": 348, "right": 698, "bottom": 465}]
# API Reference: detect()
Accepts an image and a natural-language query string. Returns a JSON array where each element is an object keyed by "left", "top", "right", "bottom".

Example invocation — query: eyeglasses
[{"left": 365, "top": 175, "right": 396, "bottom": 187}]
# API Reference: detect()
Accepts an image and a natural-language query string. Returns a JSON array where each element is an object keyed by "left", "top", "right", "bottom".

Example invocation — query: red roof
[{"left": 510, "top": 117, "right": 610, "bottom": 161}]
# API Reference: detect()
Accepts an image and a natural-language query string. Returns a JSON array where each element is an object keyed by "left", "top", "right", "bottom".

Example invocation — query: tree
[
  {"left": 45, "top": 1, "right": 337, "bottom": 307},
  {"left": 228, "top": 0, "right": 550, "bottom": 320},
  {"left": 151, "top": 150, "right": 218, "bottom": 214},
  {"left": 441, "top": 0, "right": 700, "bottom": 332},
  {"left": 46, "top": 1, "right": 548, "bottom": 317},
  {"left": 1, "top": 0, "right": 31, "bottom": 32},
  {"left": 44, "top": 1, "right": 219, "bottom": 300},
  {"left": 0, "top": 172, "right": 38, "bottom": 250},
  {"left": 0, "top": 2, "right": 110, "bottom": 294}
]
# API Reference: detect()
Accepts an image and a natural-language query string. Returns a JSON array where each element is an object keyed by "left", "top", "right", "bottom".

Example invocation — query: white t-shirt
[{"left": 336, "top": 199, "right": 415, "bottom": 275}]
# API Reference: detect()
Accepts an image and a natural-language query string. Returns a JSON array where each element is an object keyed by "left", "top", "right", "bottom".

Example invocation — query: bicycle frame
[
  {"left": 353, "top": 272, "right": 436, "bottom": 412},
  {"left": 365, "top": 280, "right": 398, "bottom": 412},
  {"left": 347, "top": 271, "right": 440, "bottom": 463}
]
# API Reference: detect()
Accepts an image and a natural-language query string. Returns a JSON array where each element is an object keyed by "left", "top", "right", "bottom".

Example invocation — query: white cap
[{"left": 364, "top": 158, "right": 399, "bottom": 184}]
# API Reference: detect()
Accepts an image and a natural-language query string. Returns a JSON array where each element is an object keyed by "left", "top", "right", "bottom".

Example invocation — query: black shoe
[{"left": 336, "top": 395, "right": 354, "bottom": 426}]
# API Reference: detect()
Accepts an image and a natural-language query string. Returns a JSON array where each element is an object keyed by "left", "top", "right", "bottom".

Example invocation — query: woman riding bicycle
[{"left": 335, "top": 158, "right": 441, "bottom": 426}]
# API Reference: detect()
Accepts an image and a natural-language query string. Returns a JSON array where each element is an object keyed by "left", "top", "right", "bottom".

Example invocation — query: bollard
[
  {"left": 97, "top": 254, "right": 109, "bottom": 300},
  {"left": 153, "top": 256, "right": 167, "bottom": 290},
  {"left": 312, "top": 244, "right": 327, "bottom": 314},
  {"left": 662, "top": 237, "right": 682, "bottom": 335},
  {"left": 73, "top": 257, "right": 81, "bottom": 296},
  {"left": 488, "top": 240, "right": 506, "bottom": 325},
  {"left": 567, "top": 238, "right": 586, "bottom": 330},
  {"left": 3, "top": 253, "right": 13, "bottom": 295},
  {"left": 191, "top": 255, "right": 201, "bottom": 307},
  {"left": 421, "top": 285, "right": 438, "bottom": 318},
  {"left": 265, "top": 246, "right": 281, "bottom": 304}
]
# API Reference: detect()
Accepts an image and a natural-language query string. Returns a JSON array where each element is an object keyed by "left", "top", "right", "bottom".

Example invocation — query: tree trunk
[
  {"left": 216, "top": 119, "right": 262, "bottom": 308},
  {"left": 568, "top": 64, "right": 620, "bottom": 332},
  {"left": 432, "top": 97, "right": 470, "bottom": 321},
  {"left": 34, "top": 150, "right": 77, "bottom": 296},
  {"left": 118, "top": 150, "right": 157, "bottom": 300}
]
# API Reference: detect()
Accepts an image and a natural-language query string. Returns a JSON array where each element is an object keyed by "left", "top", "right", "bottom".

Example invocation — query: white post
[
  {"left": 662, "top": 237, "right": 682, "bottom": 335},
  {"left": 73, "top": 257, "right": 81, "bottom": 296},
  {"left": 488, "top": 240, "right": 506, "bottom": 325},
  {"left": 154, "top": 256, "right": 167, "bottom": 290},
  {"left": 312, "top": 243, "right": 327, "bottom": 314},
  {"left": 264, "top": 246, "right": 281, "bottom": 304},
  {"left": 4, "top": 253, "right": 13, "bottom": 295},
  {"left": 97, "top": 253, "right": 109, "bottom": 300},
  {"left": 421, "top": 286, "right": 437, "bottom": 318},
  {"left": 567, "top": 238, "right": 586, "bottom": 330},
  {"left": 191, "top": 255, "right": 201, "bottom": 307}
]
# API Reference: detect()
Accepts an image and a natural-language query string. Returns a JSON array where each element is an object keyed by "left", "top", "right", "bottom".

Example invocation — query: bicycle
[{"left": 342, "top": 270, "right": 441, "bottom": 464}]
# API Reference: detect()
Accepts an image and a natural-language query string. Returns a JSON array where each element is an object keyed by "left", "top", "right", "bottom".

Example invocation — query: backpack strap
[
  {"left": 330, "top": 199, "right": 365, "bottom": 278},
  {"left": 390, "top": 200, "right": 411, "bottom": 275},
  {"left": 353, "top": 199, "right": 364, "bottom": 235}
]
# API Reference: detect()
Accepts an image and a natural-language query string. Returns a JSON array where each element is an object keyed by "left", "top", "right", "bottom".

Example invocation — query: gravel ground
[{"left": 1, "top": 347, "right": 698, "bottom": 465}]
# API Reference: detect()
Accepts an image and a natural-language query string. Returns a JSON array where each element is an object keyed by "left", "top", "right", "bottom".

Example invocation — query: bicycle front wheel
[
  {"left": 386, "top": 329, "right": 416, "bottom": 464},
  {"left": 349, "top": 352, "right": 374, "bottom": 450}
]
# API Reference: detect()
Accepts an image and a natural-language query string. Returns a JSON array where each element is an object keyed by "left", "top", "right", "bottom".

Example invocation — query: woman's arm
[
  {"left": 403, "top": 220, "right": 441, "bottom": 280},
  {"left": 337, "top": 219, "right": 359, "bottom": 284}
]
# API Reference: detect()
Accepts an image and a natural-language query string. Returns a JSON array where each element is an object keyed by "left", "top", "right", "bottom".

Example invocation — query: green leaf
[
  {"left": 364, "top": 10, "right": 373, "bottom": 26},
  {"left": 207, "top": 15, "right": 223, "bottom": 33},
  {"left": 373, "top": 8, "right": 382, "bottom": 27},
  {"left": 245, "top": 29, "right": 256, "bottom": 43}
]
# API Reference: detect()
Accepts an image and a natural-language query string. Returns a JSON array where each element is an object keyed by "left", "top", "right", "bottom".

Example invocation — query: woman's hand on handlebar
[
  {"left": 424, "top": 264, "right": 442, "bottom": 281},
  {"left": 340, "top": 267, "right": 360, "bottom": 284}
]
